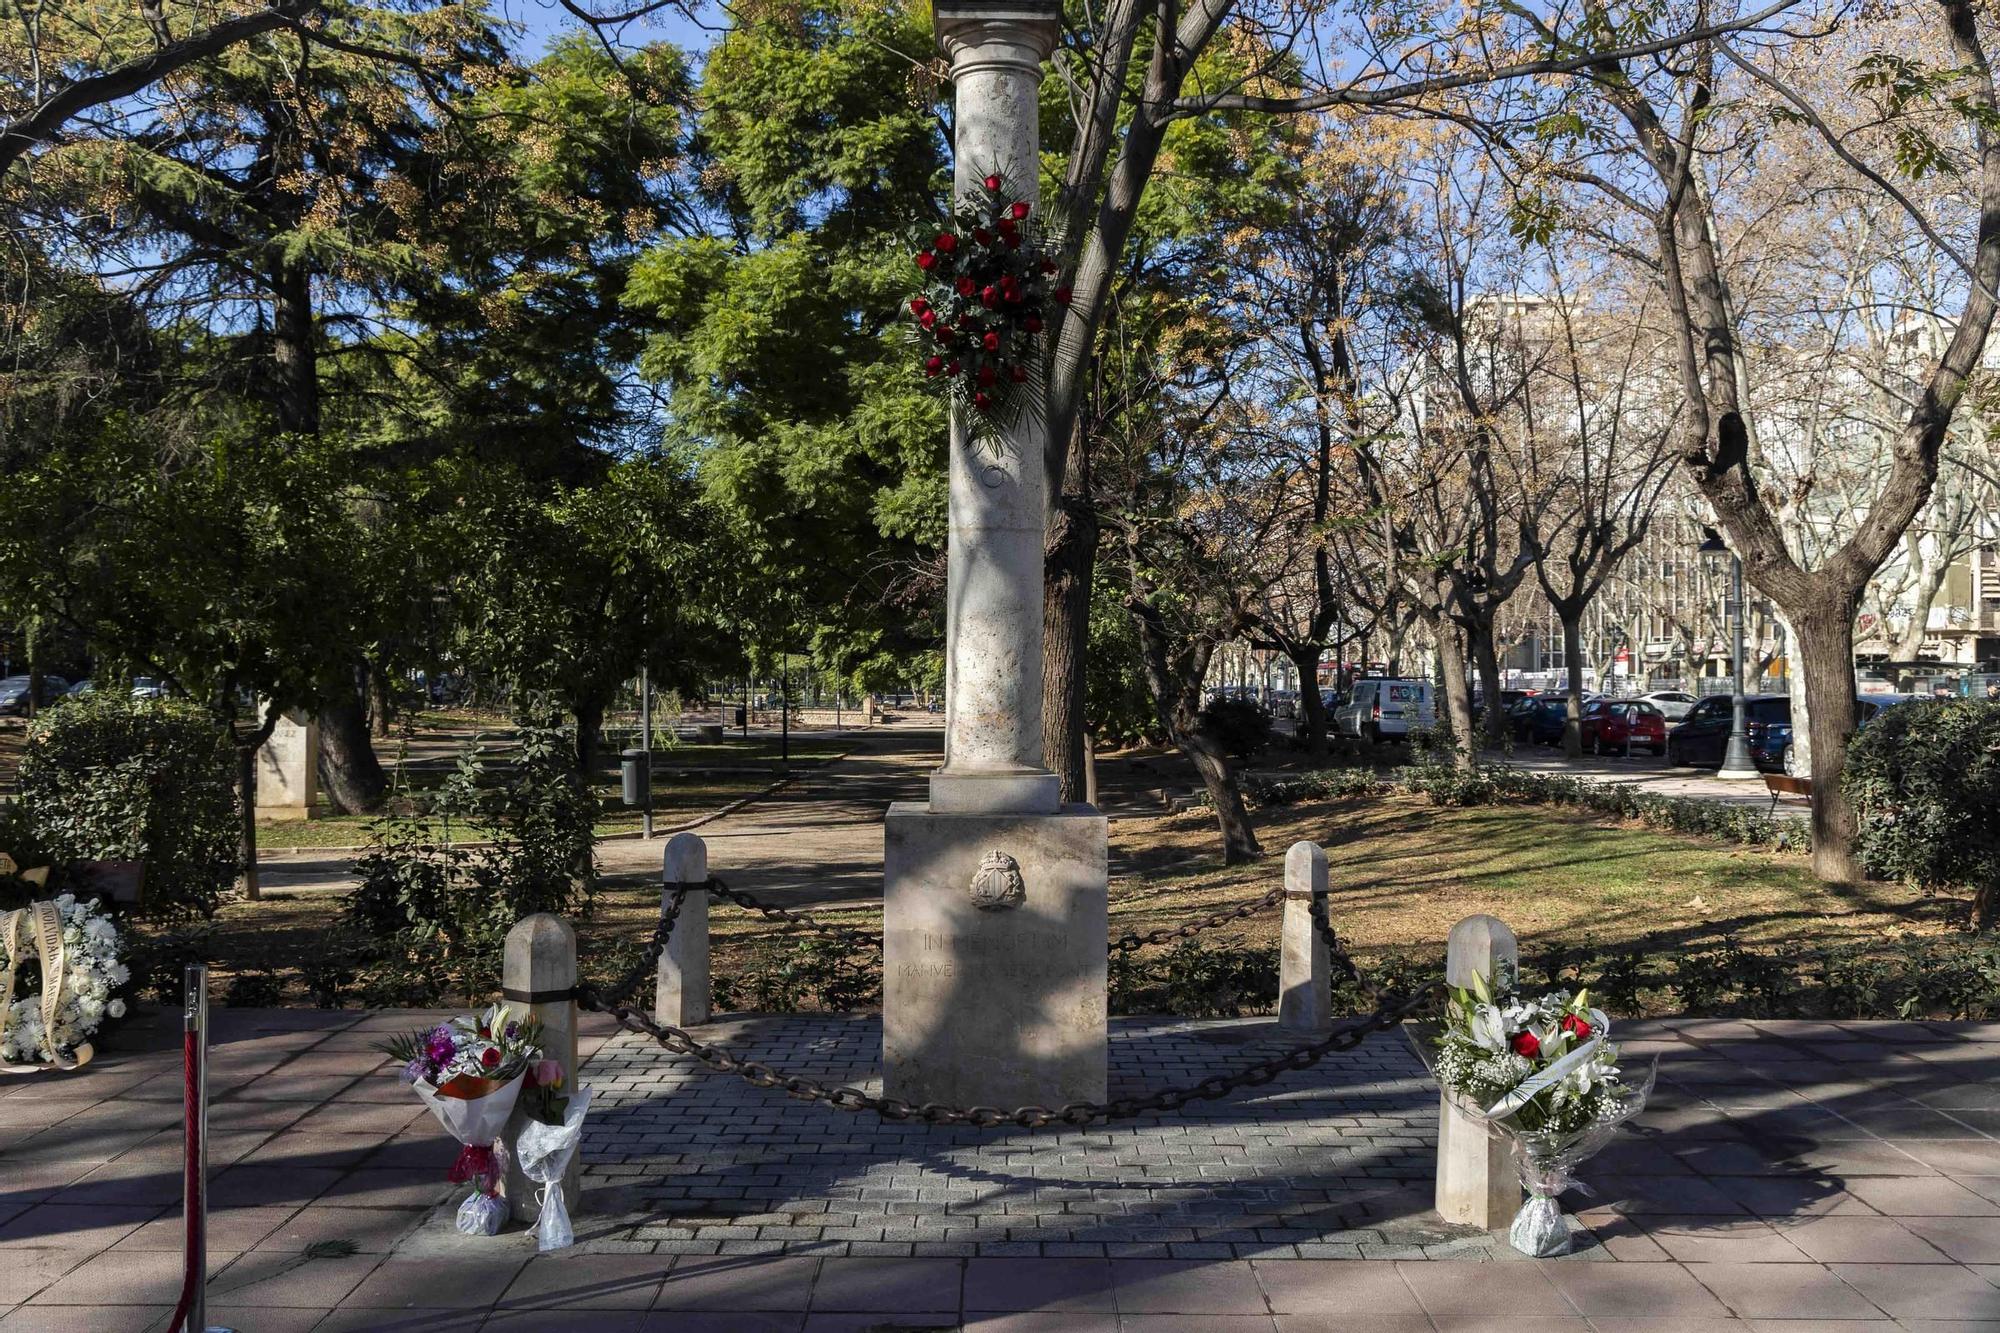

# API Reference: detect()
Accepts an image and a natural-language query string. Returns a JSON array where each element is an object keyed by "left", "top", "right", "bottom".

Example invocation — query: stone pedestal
[
  {"left": 1278, "top": 841, "right": 1332, "bottom": 1036},
  {"left": 883, "top": 802, "right": 1107, "bottom": 1106},
  {"left": 254, "top": 708, "right": 318, "bottom": 822},
  {"left": 1436, "top": 914, "right": 1522, "bottom": 1228}
]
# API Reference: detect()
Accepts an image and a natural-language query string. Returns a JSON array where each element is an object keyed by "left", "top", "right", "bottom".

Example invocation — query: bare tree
[{"left": 1512, "top": 2, "right": 2000, "bottom": 878}]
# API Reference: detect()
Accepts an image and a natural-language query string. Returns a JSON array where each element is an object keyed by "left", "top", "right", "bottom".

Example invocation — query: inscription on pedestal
[{"left": 883, "top": 804, "right": 1107, "bottom": 1106}]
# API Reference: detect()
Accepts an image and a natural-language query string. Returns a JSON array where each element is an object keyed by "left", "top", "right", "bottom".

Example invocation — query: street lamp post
[{"left": 1699, "top": 527, "right": 1761, "bottom": 780}]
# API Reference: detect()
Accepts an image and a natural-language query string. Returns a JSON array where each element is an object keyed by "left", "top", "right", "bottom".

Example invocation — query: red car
[{"left": 1579, "top": 699, "right": 1667, "bottom": 756}]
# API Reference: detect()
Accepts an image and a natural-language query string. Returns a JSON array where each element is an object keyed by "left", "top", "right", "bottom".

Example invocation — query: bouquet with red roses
[
  {"left": 907, "top": 170, "right": 1066, "bottom": 420},
  {"left": 382, "top": 1003, "right": 571, "bottom": 1235},
  {"left": 1429, "top": 965, "right": 1654, "bottom": 1256}
]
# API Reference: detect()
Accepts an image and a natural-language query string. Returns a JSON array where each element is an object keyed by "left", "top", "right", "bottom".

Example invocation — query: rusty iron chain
[
  {"left": 575, "top": 875, "right": 1441, "bottom": 1129},
  {"left": 1107, "top": 884, "right": 1286, "bottom": 955},
  {"left": 591, "top": 982, "right": 1438, "bottom": 1129},
  {"left": 703, "top": 878, "right": 878, "bottom": 952}
]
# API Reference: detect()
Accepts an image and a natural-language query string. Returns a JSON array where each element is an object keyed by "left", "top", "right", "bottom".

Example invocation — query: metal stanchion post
[{"left": 174, "top": 963, "right": 233, "bottom": 1333}]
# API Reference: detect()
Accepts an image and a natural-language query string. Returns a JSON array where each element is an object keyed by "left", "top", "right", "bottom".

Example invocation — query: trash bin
[
  {"left": 734, "top": 705, "right": 747, "bottom": 729},
  {"left": 619, "top": 749, "right": 648, "bottom": 806}
]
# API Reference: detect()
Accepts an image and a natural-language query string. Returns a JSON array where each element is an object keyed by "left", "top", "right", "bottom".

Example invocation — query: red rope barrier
[{"left": 167, "top": 1022, "right": 201, "bottom": 1331}]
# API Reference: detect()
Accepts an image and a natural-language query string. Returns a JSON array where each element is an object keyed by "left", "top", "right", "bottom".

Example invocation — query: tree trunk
[
  {"left": 319, "top": 687, "right": 387, "bottom": 815},
  {"left": 1561, "top": 610, "right": 1586, "bottom": 759},
  {"left": 575, "top": 697, "right": 604, "bottom": 777},
  {"left": 1435, "top": 620, "right": 1477, "bottom": 769},
  {"left": 369, "top": 662, "right": 394, "bottom": 739},
  {"left": 1795, "top": 608, "right": 1863, "bottom": 881},
  {"left": 1468, "top": 613, "right": 1505, "bottom": 747},
  {"left": 1042, "top": 489, "right": 1100, "bottom": 803},
  {"left": 236, "top": 741, "right": 260, "bottom": 902},
  {"left": 1181, "top": 716, "right": 1262, "bottom": 864},
  {"left": 1289, "top": 645, "right": 1328, "bottom": 754},
  {"left": 1893, "top": 551, "right": 1951, "bottom": 665}
]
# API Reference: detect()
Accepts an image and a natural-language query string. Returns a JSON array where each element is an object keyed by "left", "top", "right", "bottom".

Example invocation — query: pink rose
[{"left": 532, "top": 1059, "right": 562, "bottom": 1088}]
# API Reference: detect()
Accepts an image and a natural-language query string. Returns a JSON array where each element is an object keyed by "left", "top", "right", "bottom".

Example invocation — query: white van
[{"left": 1334, "top": 679, "right": 1436, "bottom": 742}]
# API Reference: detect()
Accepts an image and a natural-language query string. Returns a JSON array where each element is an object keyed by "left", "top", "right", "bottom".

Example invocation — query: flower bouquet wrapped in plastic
[
  {"left": 384, "top": 1003, "right": 565, "bottom": 1236},
  {"left": 514, "top": 1081, "right": 595, "bottom": 1251},
  {"left": 1430, "top": 965, "right": 1656, "bottom": 1256}
]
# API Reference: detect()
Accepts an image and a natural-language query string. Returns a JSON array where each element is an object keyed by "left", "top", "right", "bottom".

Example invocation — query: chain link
[
  {"left": 575, "top": 873, "right": 1441, "bottom": 1129},
  {"left": 1107, "top": 885, "right": 1285, "bottom": 955},
  {"left": 704, "top": 878, "right": 879, "bottom": 952}
]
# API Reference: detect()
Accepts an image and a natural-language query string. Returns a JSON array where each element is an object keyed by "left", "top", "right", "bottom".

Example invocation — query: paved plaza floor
[{"left": 0, "top": 1005, "right": 1995, "bottom": 1329}]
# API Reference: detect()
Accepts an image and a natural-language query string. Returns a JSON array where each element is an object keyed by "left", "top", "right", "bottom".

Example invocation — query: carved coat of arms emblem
[{"left": 969, "top": 849, "right": 1025, "bottom": 910}]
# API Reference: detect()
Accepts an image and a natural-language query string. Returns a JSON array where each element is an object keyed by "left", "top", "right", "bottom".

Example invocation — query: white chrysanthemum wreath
[{"left": 0, "top": 894, "right": 128, "bottom": 1070}]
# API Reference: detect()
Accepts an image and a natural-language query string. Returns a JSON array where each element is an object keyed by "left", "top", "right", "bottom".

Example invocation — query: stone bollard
[
  {"left": 656, "top": 832, "right": 710, "bottom": 1026},
  {"left": 1277, "top": 841, "right": 1332, "bottom": 1035},
  {"left": 502, "top": 913, "right": 580, "bottom": 1222},
  {"left": 1435, "top": 913, "right": 1521, "bottom": 1229}
]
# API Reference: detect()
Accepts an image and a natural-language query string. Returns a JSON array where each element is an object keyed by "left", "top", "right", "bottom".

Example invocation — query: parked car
[
  {"left": 1579, "top": 699, "right": 1668, "bottom": 756},
  {"left": 1634, "top": 690, "right": 1697, "bottom": 722},
  {"left": 1667, "top": 694, "right": 1791, "bottom": 770},
  {"left": 0, "top": 674, "right": 70, "bottom": 716},
  {"left": 1507, "top": 696, "right": 1569, "bottom": 746},
  {"left": 1333, "top": 679, "right": 1435, "bottom": 742},
  {"left": 131, "top": 677, "right": 167, "bottom": 700},
  {"left": 64, "top": 678, "right": 95, "bottom": 698},
  {"left": 1775, "top": 694, "right": 1916, "bottom": 776}
]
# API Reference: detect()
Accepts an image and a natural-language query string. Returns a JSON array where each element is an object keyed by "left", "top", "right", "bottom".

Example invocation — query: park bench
[{"left": 1764, "top": 772, "right": 1811, "bottom": 813}]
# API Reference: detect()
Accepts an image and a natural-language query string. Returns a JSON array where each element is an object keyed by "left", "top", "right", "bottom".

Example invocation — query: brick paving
[
  {"left": 0, "top": 1009, "right": 1996, "bottom": 1328},
  {"left": 574, "top": 1014, "right": 1472, "bottom": 1261}
]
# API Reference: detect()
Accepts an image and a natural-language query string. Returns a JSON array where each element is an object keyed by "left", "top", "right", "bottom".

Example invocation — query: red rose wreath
[{"left": 908, "top": 170, "right": 1070, "bottom": 420}]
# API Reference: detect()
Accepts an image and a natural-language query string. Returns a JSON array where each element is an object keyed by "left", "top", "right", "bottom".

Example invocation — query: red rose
[
  {"left": 1025, "top": 315, "right": 1043, "bottom": 333},
  {"left": 1560, "top": 1013, "right": 1593, "bottom": 1040},
  {"left": 915, "top": 251, "right": 936, "bottom": 271},
  {"left": 919, "top": 310, "right": 937, "bottom": 329},
  {"left": 999, "top": 276, "right": 1018, "bottom": 299},
  {"left": 956, "top": 276, "right": 976, "bottom": 297},
  {"left": 934, "top": 325, "right": 954, "bottom": 344},
  {"left": 982, "top": 330, "right": 1001, "bottom": 351},
  {"left": 981, "top": 285, "right": 1000, "bottom": 307},
  {"left": 946, "top": 358, "right": 961, "bottom": 376},
  {"left": 480, "top": 1047, "right": 501, "bottom": 1069},
  {"left": 974, "top": 390, "right": 992, "bottom": 409},
  {"left": 983, "top": 173, "right": 1002, "bottom": 191},
  {"left": 935, "top": 233, "right": 957, "bottom": 254},
  {"left": 909, "top": 296, "right": 928, "bottom": 313},
  {"left": 1009, "top": 365, "right": 1028, "bottom": 383},
  {"left": 1510, "top": 1031, "right": 1542, "bottom": 1059},
  {"left": 924, "top": 355, "right": 943, "bottom": 377},
  {"left": 1010, "top": 201, "right": 1031, "bottom": 220},
  {"left": 1053, "top": 285, "right": 1073, "bottom": 305},
  {"left": 973, "top": 227, "right": 992, "bottom": 247},
  {"left": 977, "top": 365, "right": 996, "bottom": 387},
  {"left": 998, "top": 216, "right": 1017, "bottom": 235},
  {"left": 1041, "top": 258, "right": 1057, "bottom": 274},
  {"left": 1002, "top": 233, "right": 1019, "bottom": 249}
]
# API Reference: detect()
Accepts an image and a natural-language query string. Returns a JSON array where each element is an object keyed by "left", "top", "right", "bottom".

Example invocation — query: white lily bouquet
[{"left": 1430, "top": 964, "right": 1655, "bottom": 1255}]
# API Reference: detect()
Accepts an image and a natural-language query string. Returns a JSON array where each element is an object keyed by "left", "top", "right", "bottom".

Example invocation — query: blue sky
[{"left": 498, "top": 0, "right": 719, "bottom": 60}]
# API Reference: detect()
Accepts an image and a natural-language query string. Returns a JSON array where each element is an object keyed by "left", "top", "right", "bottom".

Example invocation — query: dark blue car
[{"left": 1507, "top": 696, "right": 1569, "bottom": 746}]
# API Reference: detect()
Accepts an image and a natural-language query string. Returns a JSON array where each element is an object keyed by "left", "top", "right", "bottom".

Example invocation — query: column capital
[{"left": 935, "top": 0, "right": 1059, "bottom": 69}]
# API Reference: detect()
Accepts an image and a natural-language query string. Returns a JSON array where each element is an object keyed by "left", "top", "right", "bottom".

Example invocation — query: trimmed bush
[
  {"left": 347, "top": 713, "right": 599, "bottom": 1002},
  {"left": 1254, "top": 760, "right": 1811, "bottom": 853},
  {"left": 1846, "top": 698, "right": 2000, "bottom": 928},
  {"left": 17, "top": 695, "right": 236, "bottom": 919},
  {"left": 1197, "top": 697, "right": 1273, "bottom": 759}
]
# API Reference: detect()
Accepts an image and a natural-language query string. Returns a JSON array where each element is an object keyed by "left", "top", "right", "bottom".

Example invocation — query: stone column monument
[
  {"left": 882, "top": 0, "right": 1109, "bottom": 1108},
  {"left": 254, "top": 708, "right": 319, "bottom": 822}
]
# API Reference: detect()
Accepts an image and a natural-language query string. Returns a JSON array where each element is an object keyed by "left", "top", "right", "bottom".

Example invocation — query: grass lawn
[{"left": 153, "top": 786, "right": 1947, "bottom": 1009}]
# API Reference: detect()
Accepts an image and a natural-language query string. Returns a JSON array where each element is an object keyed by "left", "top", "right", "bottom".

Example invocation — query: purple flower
[{"left": 401, "top": 1057, "right": 425, "bottom": 1084}]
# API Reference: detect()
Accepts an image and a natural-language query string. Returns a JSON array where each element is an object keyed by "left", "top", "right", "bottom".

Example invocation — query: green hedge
[
  {"left": 1248, "top": 762, "right": 1810, "bottom": 852},
  {"left": 17, "top": 695, "right": 237, "bottom": 919},
  {"left": 1846, "top": 699, "right": 2000, "bottom": 928}
]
